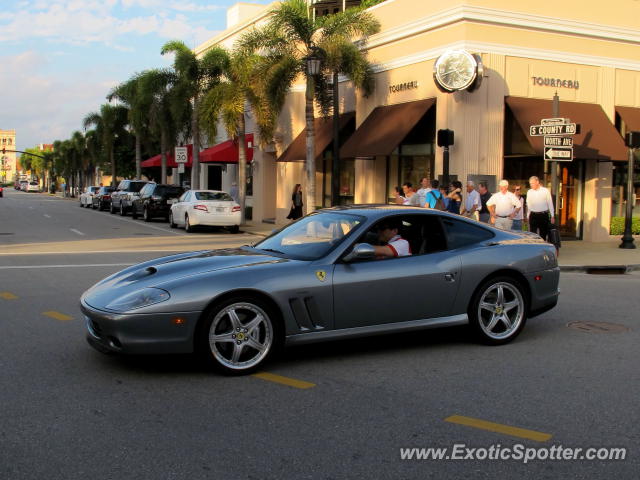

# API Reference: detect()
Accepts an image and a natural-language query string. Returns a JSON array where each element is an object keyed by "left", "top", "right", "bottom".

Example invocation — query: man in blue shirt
[{"left": 425, "top": 179, "right": 444, "bottom": 208}]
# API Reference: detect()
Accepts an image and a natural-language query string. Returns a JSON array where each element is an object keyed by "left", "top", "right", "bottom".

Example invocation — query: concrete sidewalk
[{"left": 241, "top": 221, "right": 640, "bottom": 272}]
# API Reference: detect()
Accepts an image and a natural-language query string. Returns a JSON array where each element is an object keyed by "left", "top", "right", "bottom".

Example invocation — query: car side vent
[{"left": 289, "top": 296, "right": 324, "bottom": 331}]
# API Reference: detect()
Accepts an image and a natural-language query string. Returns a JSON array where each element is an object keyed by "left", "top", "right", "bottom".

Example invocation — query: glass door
[{"left": 557, "top": 160, "right": 583, "bottom": 239}]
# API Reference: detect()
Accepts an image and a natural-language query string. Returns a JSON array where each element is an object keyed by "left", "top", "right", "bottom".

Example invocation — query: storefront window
[{"left": 611, "top": 156, "right": 640, "bottom": 221}]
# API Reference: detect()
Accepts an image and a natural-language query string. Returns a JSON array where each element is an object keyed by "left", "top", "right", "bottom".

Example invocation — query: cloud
[
  {"left": 0, "top": 1, "right": 219, "bottom": 46},
  {"left": 0, "top": 51, "right": 119, "bottom": 149}
]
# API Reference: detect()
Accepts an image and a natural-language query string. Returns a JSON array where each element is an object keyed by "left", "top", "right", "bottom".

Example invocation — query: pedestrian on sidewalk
[
  {"left": 286, "top": 183, "right": 303, "bottom": 220},
  {"left": 487, "top": 179, "right": 522, "bottom": 230},
  {"left": 526, "top": 176, "right": 555, "bottom": 240},
  {"left": 461, "top": 181, "right": 480, "bottom": 221},
  {"left": 512, "top": 185, "right": 525, "bottom": 231},
  {"left": 478, "top": 181, "right": 491, "bottom": 223}
]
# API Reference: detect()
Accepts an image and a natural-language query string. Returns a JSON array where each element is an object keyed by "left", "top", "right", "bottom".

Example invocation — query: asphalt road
[{"left": 0, "top": 189, "right": 638, "bottom": 479}]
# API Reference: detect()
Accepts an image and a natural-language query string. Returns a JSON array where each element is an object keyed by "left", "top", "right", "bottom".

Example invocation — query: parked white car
[
  {"left": 169, "top": 189, "right": 241, "bottom": 233},
  {"left": 27, "top": 181, "right": 40, "bottom": 192},
  {"left": 79, "top": 186, "right": 101, "bottom": 207}
]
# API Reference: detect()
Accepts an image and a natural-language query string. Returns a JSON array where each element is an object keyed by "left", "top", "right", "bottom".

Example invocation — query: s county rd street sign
[
  {"left": 530, "top": 123, "right": 577, "bottom": 136},
  {"left": 544, "top": 146, "right": 573, "bottom": 161}
]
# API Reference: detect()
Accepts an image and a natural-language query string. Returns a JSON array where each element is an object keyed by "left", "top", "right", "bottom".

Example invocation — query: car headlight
[{"left": 105, "top": 288, "right": 170, "bottom": 312}]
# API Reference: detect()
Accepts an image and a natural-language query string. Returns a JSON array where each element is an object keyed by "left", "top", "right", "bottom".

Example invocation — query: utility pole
[{"left": 551, "top": 92, "right": 560, "bottom": 219}]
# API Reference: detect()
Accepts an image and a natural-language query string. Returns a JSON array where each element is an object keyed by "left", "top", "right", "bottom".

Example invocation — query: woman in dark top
[
  {"left": 287, "top": 183, "right": 303, "bottom": 220},
  {"left": 446, "top": 180, "right": 463, "bottom": 215}
]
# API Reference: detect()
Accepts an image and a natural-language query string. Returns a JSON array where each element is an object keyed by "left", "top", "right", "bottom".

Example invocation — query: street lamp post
[{"left": 620, "top": 131, "right": 640, "bottom": 249}]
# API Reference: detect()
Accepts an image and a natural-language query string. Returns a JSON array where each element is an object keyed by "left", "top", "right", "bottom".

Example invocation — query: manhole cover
[{"left": 567, "top": 321, "right": 630, "bottom": 333}]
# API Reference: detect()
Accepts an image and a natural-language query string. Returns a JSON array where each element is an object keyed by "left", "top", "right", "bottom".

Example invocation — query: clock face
[{"left": 433, "top": 50, "right": 479, "bottom": 92}]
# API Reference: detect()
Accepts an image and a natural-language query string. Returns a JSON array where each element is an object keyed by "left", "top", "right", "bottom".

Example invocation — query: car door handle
[{"left": 444, "top": 273, "right": 456, "bottom": 282}]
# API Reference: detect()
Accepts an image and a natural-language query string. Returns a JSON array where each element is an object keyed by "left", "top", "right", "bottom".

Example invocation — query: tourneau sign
[
  {"left": 530, "top": 123, "right": 577, "bottom": 136},
  {"left": 544, "top": 146, "right": 573, "bottom": 161}
]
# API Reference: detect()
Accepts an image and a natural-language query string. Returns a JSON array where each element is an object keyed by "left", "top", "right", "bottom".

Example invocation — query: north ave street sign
[
  {"left": 530, "top": 123, "right": 577, "bottom": 136},
  {"left": 544, "top": 146, "right": 573, "bottom": 161},
  {"left": 544, "top": 136, "right": 573, "bottom": 147}
]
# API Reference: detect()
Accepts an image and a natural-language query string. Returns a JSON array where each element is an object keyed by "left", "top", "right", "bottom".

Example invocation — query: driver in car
[{"left": 372, "top": 220, "right": 411, "bottom": 258}]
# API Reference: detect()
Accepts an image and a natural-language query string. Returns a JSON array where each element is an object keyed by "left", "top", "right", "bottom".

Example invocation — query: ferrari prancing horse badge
[{"left": 315, "top": 270, "right": 326, "bottom": 282}]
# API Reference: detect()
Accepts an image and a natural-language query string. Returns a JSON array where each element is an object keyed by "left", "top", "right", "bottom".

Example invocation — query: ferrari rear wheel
[
  {"left": 200, "top": 298, "right": 278, "bottom": 375},
  {"left": 469, "top": 276, "right": 527, "bottom": 345}
]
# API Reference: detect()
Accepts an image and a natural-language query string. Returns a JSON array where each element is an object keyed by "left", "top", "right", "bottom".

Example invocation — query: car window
[
  {"left": 442, "top": 217, "right": 494, "bottom": 250},
  {"left": 178, "top": 192, "right": 188, "bottom": 202},
  {"left": 195, "top": 191, "right": 233, "bottom": 201},
  {"left": 130, "top": 182, "right": 146, "bottom": 192},
  {"left": 156, "top": 186, "right": 184, "bottom": 197},
  {"left": 254, "top": 212, "right": 364, "bottom": 260}
]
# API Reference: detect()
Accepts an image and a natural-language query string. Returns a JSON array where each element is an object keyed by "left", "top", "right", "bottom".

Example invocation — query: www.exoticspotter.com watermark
[{"left": 400, "top": 444, "right": 627, "bottom": 463}]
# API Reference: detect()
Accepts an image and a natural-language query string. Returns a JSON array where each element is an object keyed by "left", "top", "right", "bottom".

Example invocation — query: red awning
[
  {"left": 200, "top": 134, "right": 254, "bottom": 164},
  {"left": 141, "top": 144, "right": 193, "bottom": 168}
]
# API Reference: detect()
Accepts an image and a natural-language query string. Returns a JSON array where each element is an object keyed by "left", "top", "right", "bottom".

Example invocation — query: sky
[{"left": 1, "top": 0, "right": 272, "bottom": 151}]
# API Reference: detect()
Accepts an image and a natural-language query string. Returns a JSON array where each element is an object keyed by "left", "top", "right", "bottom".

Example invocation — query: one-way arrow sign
[{"left": 544, "top": 146, "right": 573, "bottom": 161}]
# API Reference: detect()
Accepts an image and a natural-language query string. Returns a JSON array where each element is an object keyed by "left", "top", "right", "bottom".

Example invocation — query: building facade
[
  {"left": 1, "top": 129, "right": 17, "bottom": 184},
  {"left": 196, "top": 0, "right": 640, "bottom": 241}
]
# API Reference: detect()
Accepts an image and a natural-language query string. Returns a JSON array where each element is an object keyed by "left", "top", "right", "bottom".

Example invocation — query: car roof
[{"left": 316, "top": 204, "right": 455, "bottom": 219}]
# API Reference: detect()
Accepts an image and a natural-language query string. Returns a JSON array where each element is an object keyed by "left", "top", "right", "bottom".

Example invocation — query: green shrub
[{"left": 610, "top": 217, "right": 640, "bottom": 235}]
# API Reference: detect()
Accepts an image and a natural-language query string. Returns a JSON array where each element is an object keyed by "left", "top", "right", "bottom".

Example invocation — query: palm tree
[
  {"left": 161, "top": 40, "right": 227, "bottom": 189},
  {"left": 137, "top": 69, "right": 177, "bottom": 185},
  {"left": 239, "top": 0, "right": 380, "bottom": 213},
  {"left": 108, "top": 74, "right": 150, "bottom": 180},
  {"left": 200, "top": 49, "right": 279, "bottom": 225},
  {"left": 70, "top": 130, "right": 87, "bottom": 193},
  {"left": 83, "top": 104, "right": 129, "bottom": 186}
]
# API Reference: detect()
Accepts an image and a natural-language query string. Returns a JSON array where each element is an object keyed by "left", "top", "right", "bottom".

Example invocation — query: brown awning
[
  {"left": 506, "top": 96, "right": 627, "bottom": 161},
  {"left": 340, "top": 98, "right": 436, "bottom": 158},
  {"left": 616, "top": 106, "right": 640, "bottom": 132},
  {"left": 277, "top": 112, "right": 355, "bottom": 162}
]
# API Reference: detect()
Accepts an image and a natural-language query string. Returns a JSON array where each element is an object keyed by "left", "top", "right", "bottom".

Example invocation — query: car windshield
[
  {"left": 194, "top": 191, "right": 233, "bottom": 201},
  {"left": 130, "top": 182, "right": 146, "bottom": 192},
  {"left": 254, "top": 212, "right": 364, "bottom": 260}
]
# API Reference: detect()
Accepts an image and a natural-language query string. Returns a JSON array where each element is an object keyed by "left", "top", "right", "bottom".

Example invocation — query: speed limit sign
[{"left": 174, "top": 146, "right": 188, "bottom": 164}]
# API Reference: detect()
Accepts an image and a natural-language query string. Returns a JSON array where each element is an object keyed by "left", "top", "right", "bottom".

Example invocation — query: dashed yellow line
[
  {"left": 42, "top": 311, "right": 74, "bottom": 322},
  {"left": 445, "top": 415, "right": 552, "bottom": 442},
  {"left": 252, "top": 372, "right": 316, "bottom": 389},
  {"left": 0, "top": 292, "right": 18, "bottom": 300}
]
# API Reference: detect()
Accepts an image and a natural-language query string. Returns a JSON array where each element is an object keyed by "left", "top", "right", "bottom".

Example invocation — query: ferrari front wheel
[{"left": 199, "top": 298, "right": 279, "bottom": 375}]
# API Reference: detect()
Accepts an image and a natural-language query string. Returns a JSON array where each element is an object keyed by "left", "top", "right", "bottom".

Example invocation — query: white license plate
[{"left": 216, "top": 207, "right": 226, "bottom": 213}]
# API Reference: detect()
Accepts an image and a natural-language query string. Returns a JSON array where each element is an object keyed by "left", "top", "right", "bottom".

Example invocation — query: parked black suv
[
  {"left": 92, "top": 186, "right": 116, "bottom": 211},
  {"left": 110, "top": 180, "right": 148, "bottom": 216},
  {"left": 131, "top": 183, "right": 185, "bottom": 222}
]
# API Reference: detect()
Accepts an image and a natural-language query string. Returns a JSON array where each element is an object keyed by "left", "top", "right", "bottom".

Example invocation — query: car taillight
[
  {"left": 232, "top": 205, "right": 241, "bottom": 212},
  {"left": 104, "top": 195, "right": 111, "bottom": 199},
  {"left": 193, "top": 204, "right": 208, "bottom": 212}
]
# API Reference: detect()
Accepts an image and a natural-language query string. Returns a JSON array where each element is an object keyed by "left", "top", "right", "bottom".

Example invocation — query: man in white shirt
[
  {"left": 416, "top": 177, "right": 432, "bottom": 207},
  {"left": 372, "top": 219, "right": 411, "bottom": 258},
  {"left": 402, "top": 182, "right": 422, "bottom": 206},
  {"left": 487, "top": 179, "right": 522, "bottom": 230},
  {"left": 526, "top": 176, "right": 555, "bottom": 241},
  {"left": 461, "top": 181, "right": 480, "bottom": 221}
]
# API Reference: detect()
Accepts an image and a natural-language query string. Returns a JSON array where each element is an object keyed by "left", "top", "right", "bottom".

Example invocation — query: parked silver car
[{"left": 81, "top": 206, "right": 560, "bottom": 374}]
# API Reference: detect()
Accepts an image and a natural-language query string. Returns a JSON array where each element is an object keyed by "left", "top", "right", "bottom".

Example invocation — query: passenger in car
[{"left": 372, "top": 219, "right": 412, "bottom": 258}]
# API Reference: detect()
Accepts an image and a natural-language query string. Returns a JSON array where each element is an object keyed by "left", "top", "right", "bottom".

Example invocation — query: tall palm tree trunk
[
  {"left": 160, "top": 130, "right": 167, "bottom": 184},
  {"left": 305, "top": 77, "right": 316, "bottom": 215},
  {"left": 238, "top": 114, "right": 247, "bottom": 225},
  {"left": 110, "top": 146, "right": 116, "bottom": 186},
  {"left": 191, "top": 97, "right": 200, "bottom": 189},
  {"left": 135, "top": 135, "right": 141, "bottom": 180}
]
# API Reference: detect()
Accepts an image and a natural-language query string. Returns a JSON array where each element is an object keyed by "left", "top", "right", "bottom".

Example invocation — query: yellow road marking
[
  {"left": 445, "top": 415, "right": 552, "bottom": 442},
  {"left": 42, "top": 311, "right": 74, "bottom": 322},
  {"left": 0, "top": 292, "right": 18, "bottom": 300},
  {"left": 252, "top": 372, "right": 316, "bottom": 389}
]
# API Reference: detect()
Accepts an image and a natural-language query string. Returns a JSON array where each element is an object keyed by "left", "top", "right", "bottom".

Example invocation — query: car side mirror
[{"left": 343, "top": 243, "right": 376, "bottom": 262}]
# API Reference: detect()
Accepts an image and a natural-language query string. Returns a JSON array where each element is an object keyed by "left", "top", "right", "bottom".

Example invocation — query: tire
[
  {"left": 228, "top": 225, "right": 240, "bottom": 234},
  {"left": 119, "top": 203, "right": 127, "bottom": 216},
  {"left": 185, "top": 215, "right": 194, "bottom": 233},
  {"left": 143, "top": 207, "right": 151, "bottom": 222},
  {"left": 131, "top": 207, "right": 138, "bottom": 220},
  {"left": 197, "top": 297, "right": 280, "bottom": 375},
  {"left": 169, "top": 212, "right": 177, "bottom": 228},
  {"left": 469, "top": 276, "right": 528, "bottom": 345},
  {"left": 109, "top": 202, "right": 116, "bottom": 214},
  {"left": 92, "top": 202, "right": 97, "bottom": 210}
]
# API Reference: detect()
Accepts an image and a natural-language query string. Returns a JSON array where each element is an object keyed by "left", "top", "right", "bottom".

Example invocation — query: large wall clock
[{"left": 433, "top": 50, "right": 483, "bottom": 93}]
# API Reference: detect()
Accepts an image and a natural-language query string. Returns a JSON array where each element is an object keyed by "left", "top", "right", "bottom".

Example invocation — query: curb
[{"left": 560, "top": 264, "right": 640, "bottom": 273}]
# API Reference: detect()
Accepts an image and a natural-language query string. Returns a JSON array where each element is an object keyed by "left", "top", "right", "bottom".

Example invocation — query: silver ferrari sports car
[{"left": 81, "top": 206, "right": 560, "bottom": 374}]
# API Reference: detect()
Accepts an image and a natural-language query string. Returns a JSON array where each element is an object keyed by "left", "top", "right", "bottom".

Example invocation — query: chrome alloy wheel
[
  {"left": 208, "top": 302, "right": 273, "bottom": 371},
  {"left": 477, "top": 282, "right": 524, "bottom": 340}
]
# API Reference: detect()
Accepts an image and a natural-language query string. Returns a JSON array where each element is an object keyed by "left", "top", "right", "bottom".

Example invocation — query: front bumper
[{"left": 81, "top": 300, "right": 202, "bottom": 354}]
